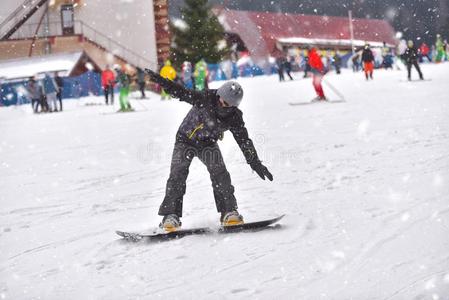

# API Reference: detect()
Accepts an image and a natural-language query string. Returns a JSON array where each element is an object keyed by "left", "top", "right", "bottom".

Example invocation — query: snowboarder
[
  {"left": 159, "top": 60, "right": 177, "bottom": 100},
  {"left": 194, "top": 59, "right": 208, "bottom": 91},
  {"left": 115, "top": 66, "right": 133, "bottom": 111},
  {"left": 101, "top": 65, "right": 115, "bottom": 105},
  {"left": 308, "top": 47, "right": 326, "bottom": 101},
  {"left": 361, "top": 43, "right": 375, "bottom": 80},
  {"left": 404, "top": 40, "right": 424, "bottom": 81},
  {"left": 145, "top": 68, "right": 273, "bottom": 231}
]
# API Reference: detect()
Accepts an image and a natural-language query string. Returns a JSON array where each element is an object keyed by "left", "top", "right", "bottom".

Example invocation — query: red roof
[{"left": 216, "top": 9, "right": 397, "bottom": 60}]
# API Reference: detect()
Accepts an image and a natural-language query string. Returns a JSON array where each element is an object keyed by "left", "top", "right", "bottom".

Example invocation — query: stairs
[{"left": 0, "top": 0, "right": 50, "bottom": 40}]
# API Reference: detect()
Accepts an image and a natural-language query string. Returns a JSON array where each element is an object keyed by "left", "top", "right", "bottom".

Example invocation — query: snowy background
[{"left": 1, "top": 64, "right": 449, "bottom": 299}]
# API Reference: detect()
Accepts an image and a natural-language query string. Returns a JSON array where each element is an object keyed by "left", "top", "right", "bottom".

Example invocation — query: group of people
[
  {"left": 101, "top": 65, "right": 136, "bottom": 112},
  {"left": 26, "top": 72, "right": 64, "bottom": 113},
  {"left": 158, "top": 59, "right": 209, "bottom": 100},
  {"left": 101, "top": 59, "right": 210, "bottom": 104}
]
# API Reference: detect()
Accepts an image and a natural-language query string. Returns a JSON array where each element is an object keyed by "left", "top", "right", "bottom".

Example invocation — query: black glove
[
  {"left": 250, "top": 161, "right": 273, "bottom": 181},
  {"left": 145, "top": 68, "right": 161, "bottom": 83}
]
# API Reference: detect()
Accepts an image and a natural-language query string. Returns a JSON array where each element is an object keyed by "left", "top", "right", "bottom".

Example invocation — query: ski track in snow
[{"left": 1, "top": 64, "right": 449, "bottom": 299}]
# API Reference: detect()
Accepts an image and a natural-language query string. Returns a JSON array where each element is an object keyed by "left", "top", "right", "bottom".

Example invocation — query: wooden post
[{"left": 153, "top": 0, "right": 171, "bottom": 67}]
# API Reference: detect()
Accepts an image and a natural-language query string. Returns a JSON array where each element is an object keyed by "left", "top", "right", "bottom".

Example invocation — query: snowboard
[{"left": 116, "top": 215, "right": 285, "bottom": 242}]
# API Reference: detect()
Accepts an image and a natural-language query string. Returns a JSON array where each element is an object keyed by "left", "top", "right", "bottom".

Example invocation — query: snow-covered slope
[{"left": 1, "top": 64, "right": 448, "bottom": 299}]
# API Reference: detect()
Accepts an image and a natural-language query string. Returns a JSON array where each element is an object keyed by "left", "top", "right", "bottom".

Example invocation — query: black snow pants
[
  {"left": 104, "top": 84, "right": 114, "bottom": 105},
  {"left": 158, "top": 141, "right": 238, "bottom": 217},
  {"left": 407, "top": 61, "right": 423, "bottom": 80}
]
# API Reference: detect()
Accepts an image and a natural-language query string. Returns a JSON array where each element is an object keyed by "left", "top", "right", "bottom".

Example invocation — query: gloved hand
[
  {"left": 145, "top": 68, "right": 161, "bottom": 82},
  {"left": 250, "top": 161, "right": 273, "bottom": 181}
]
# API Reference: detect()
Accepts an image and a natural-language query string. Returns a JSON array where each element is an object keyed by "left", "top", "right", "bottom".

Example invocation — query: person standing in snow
[
  {"left": 144, "top": 68, "right": 273, "bottom": 231},
  {"left": 54, "top": 72, "right": 64, "bottom": 111},
  {"left": 333, "top": 50, "right": 342, "bottom": 74},
  {"left": 361, "top": 44, "right": 375, "bottom": 80},
  {"left": 181, "top": 61, "right": 194, "bottom": 89},
  {"left": 194, "top": 59, "right": 208, "bottom": 91},
  {"left": 302, "top": 51, "right": 310, "bottom": 78},
  {"left": 136, "top": 67, "right": 147, "bottom": 99},
  {"left": 26, "top": 77, "right": 43, "bottom": 113},
  {"left": 43, "top": 73, "right": 59, "bottom": 112},
  {"left": 275, "top": 56, "right": 285, "bottom": 82},
  {"left": 351, "top": 51, "right": 361, "bottom": 72},
  {"left": 435, "top": 34, "right": 445, "bottom": 63},
  {"left": 308, "top": 47, "right": 326, "bottom": 101},
  {"left": 115, "top": 66, "right": 133, "bottom": 111},
  {"left": 284, "top": 56, "right": 294, "bottom": 80},
  {"left": 101, "top": 65, "right": 115, "bottom": 105},
  {"left": 419, "top": 42, "right": 432, "bottom": 62},
  {"left": 404, "top": 40, "right": 424, "bottom": 81},
  {"left": 381, "top": 42, "right": 393, "bottom": 69},
  {"left": 159, "top": 60, "right": 177, "bottom": 100}
]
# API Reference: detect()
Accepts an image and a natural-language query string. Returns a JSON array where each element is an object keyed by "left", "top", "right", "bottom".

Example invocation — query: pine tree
[{"left": 170, "top": 0, "right": 229, "bottom": 67}]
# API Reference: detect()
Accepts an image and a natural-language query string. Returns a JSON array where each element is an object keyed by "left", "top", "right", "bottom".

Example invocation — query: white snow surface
[{"left": 1, "top": 64, "right": 449, "bottom": 299}]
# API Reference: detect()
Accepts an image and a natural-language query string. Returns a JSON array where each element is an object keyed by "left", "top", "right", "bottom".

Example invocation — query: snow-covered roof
[
  {"left": 215, "top": 9, "right": 397, "bottom": 60},
  {"left": 0, "top": 52, "right": 83, "bottom": 81},
  {"left": 277, "top": 37, "right": 392, "bottom": 48}
]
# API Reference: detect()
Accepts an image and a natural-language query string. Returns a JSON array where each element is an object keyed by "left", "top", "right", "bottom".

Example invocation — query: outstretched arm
[
  {"left": 145, "top": 68, "right": 202, "bottom": 105},
  {"left": 229, "top": 111, "right": 273, "bottom": 181}
]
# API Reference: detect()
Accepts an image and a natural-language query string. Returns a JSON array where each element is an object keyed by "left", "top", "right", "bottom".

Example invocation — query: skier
[
  {"left": 308, "top": 47, "right": 326, "bottom": 101},
  {"left": 115, "top": 66, "right": 133, "bottom": 111},
  {"left": 159, "top": 60, "right": 177, "bottom": 100},
  {"left": 194, "top": 59, "right": 208, "bottom": 91},
  {"left": 361, "top": 43, "right": 374, "bottom": 80},
  {"left": 144, "top": 68, "right": 273, "bottom": 231},
  {"left": 101, "top": 65, "right": 115, "bottom": 105},
  {"left": 404, "top": 40, "right": 424, "bottom": 81}
]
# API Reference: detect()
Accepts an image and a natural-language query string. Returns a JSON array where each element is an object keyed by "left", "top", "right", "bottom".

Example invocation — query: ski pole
[{"left": 323, "top": 79, "right": 345, "bottom": 101}]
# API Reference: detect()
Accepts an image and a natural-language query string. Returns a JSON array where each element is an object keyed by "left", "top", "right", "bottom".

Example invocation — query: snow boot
[
  {"left": 160, "top": 214, "right": 181, "bottom": 232},
  {"left": 221, "top": 211, "right": 244, "bottom": 226}
]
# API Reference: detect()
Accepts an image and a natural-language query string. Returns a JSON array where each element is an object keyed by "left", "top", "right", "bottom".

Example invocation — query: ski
[{"left": 289, "top": 99, "right": 345, "bottom": 106}]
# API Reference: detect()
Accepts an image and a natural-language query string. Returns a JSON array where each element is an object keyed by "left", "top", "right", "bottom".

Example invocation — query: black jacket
[
  {"left": 403, "top": 46, "right": 419, "bottom": 64},
  {"left": 150, "top": 73, "right": 260, "bottom": 165},
  {"left": 361, "top": 48, "right": 374, "bottom": 63}
]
